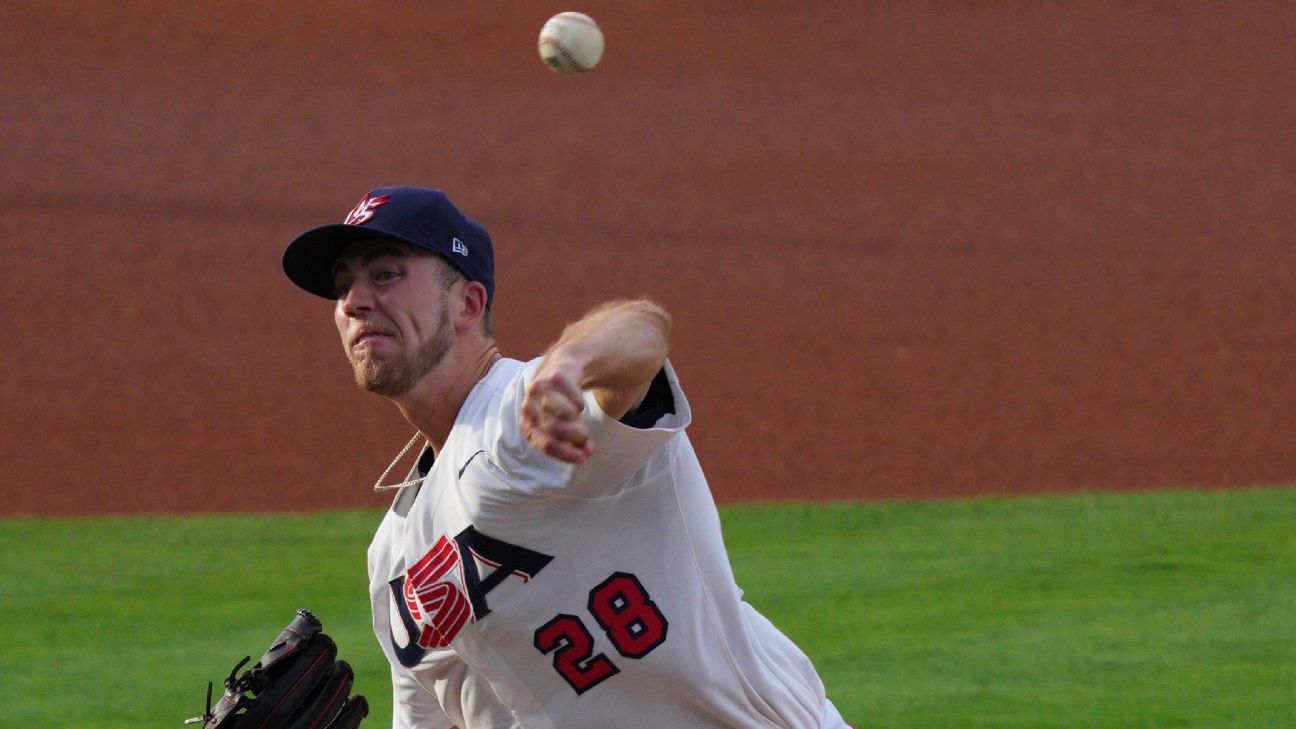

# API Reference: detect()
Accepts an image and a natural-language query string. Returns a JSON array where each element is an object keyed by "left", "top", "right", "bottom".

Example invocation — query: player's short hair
[{"left": 435, "top": 257, "right": 493, "bottom": 338}]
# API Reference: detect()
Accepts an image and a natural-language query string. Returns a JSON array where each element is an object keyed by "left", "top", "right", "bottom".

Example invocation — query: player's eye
[
  {"left": 374, "top": 269, "right": 399, "bottom": 283},
  {"left": 332, "top": 281, "right": 352, "bottom": 299}
]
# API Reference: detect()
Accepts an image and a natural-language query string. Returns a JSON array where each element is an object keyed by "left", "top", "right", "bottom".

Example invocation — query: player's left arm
[{"left": 520, "top": 298, "right": 671, "bottom": 463}]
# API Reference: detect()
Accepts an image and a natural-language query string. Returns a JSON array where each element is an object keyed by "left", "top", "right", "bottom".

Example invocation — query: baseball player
[{"left": 283, "top": 185, "right": 851, "bottom": 729}]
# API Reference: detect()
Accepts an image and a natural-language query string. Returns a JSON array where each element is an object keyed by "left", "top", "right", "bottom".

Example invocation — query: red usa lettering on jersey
[
  {"left": 404, "top": 535, "right": 473, "bottom": 648},
  {"left": 403, "top": 525, "right": 554, "bottom": 649},
  {"left": 344, "top": 193, "right": 390, "bottom": 224}
]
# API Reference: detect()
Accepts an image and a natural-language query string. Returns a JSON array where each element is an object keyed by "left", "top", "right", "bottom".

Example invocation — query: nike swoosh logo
[{"left": 458, "top": 450, "right": 485, "bottom": 478}]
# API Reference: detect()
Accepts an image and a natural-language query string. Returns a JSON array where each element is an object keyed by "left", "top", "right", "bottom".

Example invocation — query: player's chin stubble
[{"left": 351, "top": 311, "right": 453, "bottom": 397}]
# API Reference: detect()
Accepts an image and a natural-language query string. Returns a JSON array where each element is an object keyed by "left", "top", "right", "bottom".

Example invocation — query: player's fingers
[
  {"left": 548, "top": 374, "right": 585, "bottom": 410},
  {"left": 525, "top": 419, "right": 589, "bottom": 451},
  {"left": 542, "top": 436, "right": 593, "bottom": 464},
  {"left": 520, "top": 399, "right": 543, "bottom": 435},
  {"left": 544, "top": 417, "right": 589, "bottom": 448},
  {"left": 531, "top": 374, "right": 584, "bottom": 416},
  {"left": 523, "top": 398, "right": 574, "bottom": 443},
  {"left": 520, "top": 392, "right": 540, "bottom": 421},
  {"left": 522, "top": 416, "right": 593, "bottom": 462},
  {"left": 524, "top": 397, "right": 573, "bottom": 440},
  {"left": 523, "top": 374, "right": 593, "bottom": 462},
  {"left": 523, "top": 386, "right": 568, "bottom": 424},
  {"left": 537, "top": 390, "right": 580, "bottom": 421}
]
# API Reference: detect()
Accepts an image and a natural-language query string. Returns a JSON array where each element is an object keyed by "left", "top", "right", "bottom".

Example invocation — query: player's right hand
[{"left": 521, "top": 361, "right": 595, "bottom": 464}]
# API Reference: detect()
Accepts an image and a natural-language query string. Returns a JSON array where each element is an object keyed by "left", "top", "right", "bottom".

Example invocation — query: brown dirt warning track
[{"left": 2, "top": 2, "right": 1294, "bottom": 516}]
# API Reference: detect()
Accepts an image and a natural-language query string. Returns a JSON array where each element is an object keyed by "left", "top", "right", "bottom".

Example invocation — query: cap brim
[{"left": 282, "top": 224, "right": 419, "bottom": 299}]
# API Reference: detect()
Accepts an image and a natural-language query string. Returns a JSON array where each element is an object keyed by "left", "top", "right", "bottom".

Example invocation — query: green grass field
[{"left": 1, "top": 487, "right": 1292, "bottom": 728}]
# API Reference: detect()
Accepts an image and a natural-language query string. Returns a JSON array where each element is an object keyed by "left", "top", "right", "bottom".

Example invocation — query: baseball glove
[{"left": 185, "top": 609, "right": 369, "bottom": 729}]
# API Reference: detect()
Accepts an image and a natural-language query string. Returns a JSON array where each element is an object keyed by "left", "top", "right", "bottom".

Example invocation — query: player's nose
[{"left": 339, "top": 279, "right": 376, "bottom": 316}]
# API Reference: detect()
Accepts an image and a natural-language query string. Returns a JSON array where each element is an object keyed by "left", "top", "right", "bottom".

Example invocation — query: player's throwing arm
[{"left": 521, "top": 300, "right": 671, "bottom": 462}]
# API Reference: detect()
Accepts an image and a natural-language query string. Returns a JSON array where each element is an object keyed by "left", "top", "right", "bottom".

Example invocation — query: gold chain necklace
[{"left": 372, "top": 431, "right": 427, "bottom": 492}]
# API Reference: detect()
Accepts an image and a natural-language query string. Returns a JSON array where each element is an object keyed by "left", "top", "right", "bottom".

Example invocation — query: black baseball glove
[{"left": 185, "top": 609, "right": 369, "bottom": 729}]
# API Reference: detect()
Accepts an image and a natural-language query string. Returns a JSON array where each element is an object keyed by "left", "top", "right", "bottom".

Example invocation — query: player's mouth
[{"left": 351, "top": 328, "right": 397, "bottom": 350}]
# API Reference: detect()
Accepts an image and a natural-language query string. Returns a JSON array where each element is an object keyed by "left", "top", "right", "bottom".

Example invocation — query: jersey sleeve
[{"left": 482, "top": 357, "right": 692, "bottom": 499}]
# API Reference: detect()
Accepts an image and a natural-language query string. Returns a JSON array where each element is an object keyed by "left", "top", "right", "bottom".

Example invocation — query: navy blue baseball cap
[{"left": 283, "top": 186, "right": 495, "bottom": 303}]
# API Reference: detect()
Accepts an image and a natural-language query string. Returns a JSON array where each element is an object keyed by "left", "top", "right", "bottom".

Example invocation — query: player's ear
[{"left": 453, "top": 280, "right": 489, "bottom": 334}]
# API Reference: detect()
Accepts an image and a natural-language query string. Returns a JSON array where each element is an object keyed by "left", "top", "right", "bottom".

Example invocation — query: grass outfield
[{"left": 1, "top": 487, "right": 1292, "bottom": 727}]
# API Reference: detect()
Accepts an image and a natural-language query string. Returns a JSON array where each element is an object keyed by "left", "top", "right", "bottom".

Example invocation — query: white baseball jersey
[{"left": 367, "top": 357, "right": 833, "bottom": 729}]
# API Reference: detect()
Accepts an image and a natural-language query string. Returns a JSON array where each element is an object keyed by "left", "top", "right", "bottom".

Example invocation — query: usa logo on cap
[{"left": 345, "top": 193, "right": 390, "bottom": 225}]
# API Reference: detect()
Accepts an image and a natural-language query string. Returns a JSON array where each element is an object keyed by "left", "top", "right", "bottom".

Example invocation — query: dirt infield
[{"left": 2, "top": 2, "right": 1293, "bottom": 515}]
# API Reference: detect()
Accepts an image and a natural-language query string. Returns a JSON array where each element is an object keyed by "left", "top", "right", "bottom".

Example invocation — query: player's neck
[{"left": 393, "top": 339, "right": 502, "bottom": 454}]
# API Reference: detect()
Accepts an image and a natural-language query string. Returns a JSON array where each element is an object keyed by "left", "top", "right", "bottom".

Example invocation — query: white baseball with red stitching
[{"left": 538, "top": 12, "right": 605, "bottom": 75}]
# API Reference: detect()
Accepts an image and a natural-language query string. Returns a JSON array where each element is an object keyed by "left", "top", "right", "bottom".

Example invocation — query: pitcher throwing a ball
[{"left": 282, "top": 185, "right": 850, "bottom": 728}]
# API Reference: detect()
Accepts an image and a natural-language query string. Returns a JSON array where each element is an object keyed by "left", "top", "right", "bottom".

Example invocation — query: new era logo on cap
[{"left": 452, "top": 238, "right": 469, "bottom": 256}]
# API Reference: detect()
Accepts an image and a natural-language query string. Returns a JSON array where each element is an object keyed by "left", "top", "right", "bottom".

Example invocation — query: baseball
[{"left": 538, "top": 12, "right": 604, "bottom": 75}]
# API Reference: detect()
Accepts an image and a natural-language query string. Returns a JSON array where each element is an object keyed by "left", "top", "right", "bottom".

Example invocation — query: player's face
[{"left": 331, "top": 240, "right": 457, "bottom": 397}]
